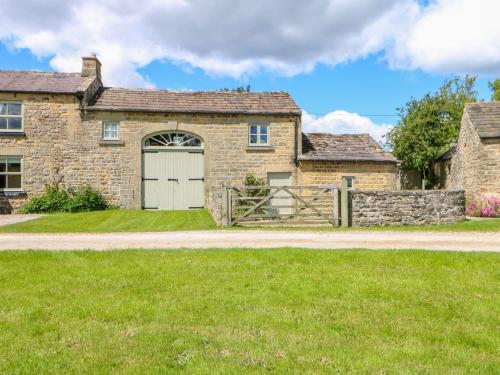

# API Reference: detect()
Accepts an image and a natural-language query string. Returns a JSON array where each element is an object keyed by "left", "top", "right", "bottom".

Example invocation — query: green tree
[
  {"left": 387, "top": 76, "right": 477, "bottom": 188},
  {"left": 489, "top": 79, "right": 500, "bottom": 101}
]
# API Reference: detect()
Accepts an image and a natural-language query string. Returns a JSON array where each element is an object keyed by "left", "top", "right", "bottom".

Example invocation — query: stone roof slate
[
  {"left": 436, "top": 145, "right": 456, "bottom": 161},
  {"left": 465, "top": 101, "right": 500, "bottom": 138},
  {"left": 0, "top": 70, "right": 93, "bottom": 94},
  {"left": 300, "top": 133, "right": 398, "bottom": 163},
  {"left": 87, "top": 87, "right": 301, "bottom": 115}
]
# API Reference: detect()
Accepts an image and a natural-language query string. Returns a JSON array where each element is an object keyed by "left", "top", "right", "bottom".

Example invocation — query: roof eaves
[
  {"left": 298, "top": 155, "right": 399, "bottom": 163},
  {"left": 0, "top": 88, "right": 79, "bottom": 95},
  {"left": 85, "top": 106, "right": 302, "bottom": 115}
]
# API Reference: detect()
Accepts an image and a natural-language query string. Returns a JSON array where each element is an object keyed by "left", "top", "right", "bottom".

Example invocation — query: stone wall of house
[
  {"left": 450, "top": 111, "right": 500, "bottom": 199},
  {"left": 351, "top": 190, "right": 465, "bottom": 226},
  {"left": 478, "top": 138, "right": 500, "bottom": 197},
  {"left": 77, "top": 111, "right": 299, "bottom": 221},
  {"left": 299, "top": 160, "right": 398, "bottom": 190},
  {"left": 434, "top": 158, "right": 453, "bottom": 190},
  {"left": 399, "top": 168, "right": 422, "bottom": 190},
  {"left": 0, "top": 92, "right": 81, "bottom": 212}
]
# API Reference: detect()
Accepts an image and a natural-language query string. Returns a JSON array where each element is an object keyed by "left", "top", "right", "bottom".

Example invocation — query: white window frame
[
  {"left": 248, "top": 124, "right": 269, "bottom": 146},
  {"left": 0, "top": 102, "right": 23, "bottom": 133},
  {"left": 102, "top": 121, "right": 120, "bottom": 140},
  {"left": 0, "top": 156, "right": 23, "bottom": 191}
]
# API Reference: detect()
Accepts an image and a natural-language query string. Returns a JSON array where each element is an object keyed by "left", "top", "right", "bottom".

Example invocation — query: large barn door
[{"left": 142, "top": 132, "right": 204, "bottom": 210}]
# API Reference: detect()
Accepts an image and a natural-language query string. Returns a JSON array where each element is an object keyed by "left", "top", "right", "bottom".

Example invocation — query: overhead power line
[{"left": 305, "top": 112, "right": 399, "bottom": 117}]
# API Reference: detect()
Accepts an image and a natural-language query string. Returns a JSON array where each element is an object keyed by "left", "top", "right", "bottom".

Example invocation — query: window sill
[
  {"left": 0, "top": 190, "right": 26, "bottom": 197},
  {"left": 99, "top": 140, "right": 125, "bottom": 146},
  {"left": 0, "top": 131, "right": 26, "bottom": 137},
  {"left": 246, "top": 145, "right": 274, "bottom": 152}
]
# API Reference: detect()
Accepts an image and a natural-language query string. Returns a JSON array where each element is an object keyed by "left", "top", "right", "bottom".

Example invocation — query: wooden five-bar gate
[{"left": 223, "top": 184, "right": 343, "bottom": 227}]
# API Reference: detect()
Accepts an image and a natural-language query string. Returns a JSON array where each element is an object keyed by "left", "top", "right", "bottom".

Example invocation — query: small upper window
[
  {"left": 0, "top": 103, "right": 23, "bottom": 132},
  {"left": 344, "top": 176, "right": 355, "bottom": 190},
  {"left": 103, "top": 122, "right": 119, "bottom": 140},
  {"left": 249, "top": 124, "right": 269, "bottom": 146},
  {"left": 0, "top": 156, "right": 22, "bottom": 190}
]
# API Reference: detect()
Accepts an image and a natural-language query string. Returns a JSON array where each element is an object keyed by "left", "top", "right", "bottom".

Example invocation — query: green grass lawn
[
  {"left": 0, "top": 209, "right": 499, "bottom": 233},
  {"left": 0, "top": 249, "right": 498, "bottom": 373},
  {"left": 0, "top": 209, "right": 218, "bottom": 233}
]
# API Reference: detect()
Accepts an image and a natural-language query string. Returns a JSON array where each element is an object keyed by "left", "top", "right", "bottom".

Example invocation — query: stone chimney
[{"left": 81, "top": 55, "right": 102, "bottom": 82}]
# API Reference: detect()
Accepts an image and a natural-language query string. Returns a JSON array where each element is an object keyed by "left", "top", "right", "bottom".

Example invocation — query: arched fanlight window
[{"left": 144, "top": 132, "right": 203, "bottom": 148}]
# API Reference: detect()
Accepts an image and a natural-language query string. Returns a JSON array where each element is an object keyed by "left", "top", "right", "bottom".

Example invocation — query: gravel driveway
[
  {"left": 0, "top": 214, "right": 44, "bottom": 226},
  {"left": 0, "top": 230, "right": 498, "bottom": 251}
]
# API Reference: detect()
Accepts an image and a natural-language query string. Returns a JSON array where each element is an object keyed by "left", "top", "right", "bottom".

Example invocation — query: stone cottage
[
  {"left": 0, "top": 56, "right": 398, "bottom": 218},
  {"left": 446, "top": 102, "right": 500, "bottom": 199}
]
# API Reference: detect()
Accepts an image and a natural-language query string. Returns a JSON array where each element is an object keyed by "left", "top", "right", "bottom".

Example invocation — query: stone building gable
[
  {"left": 465, "top": 102, "right": 500, "bottom": 138},
  {"left": 450, "top": 104, "right": 500, "bottom": 198}
]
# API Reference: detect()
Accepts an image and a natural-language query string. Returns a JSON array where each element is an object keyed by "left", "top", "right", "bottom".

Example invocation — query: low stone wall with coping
[{"left": 351, "top": 190, "right": 465, "bottom": 226}]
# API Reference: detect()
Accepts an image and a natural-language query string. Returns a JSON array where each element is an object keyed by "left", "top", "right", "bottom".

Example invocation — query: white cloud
[
  {"left": 388, "top": 0, "right": 500, "bottom": 75},
  {"left": 0, "top": 0, "right": 497, "bottom": 87},
  {"left": 0, "top": 0, "right": 416, "bottom": 86},
  {"left": 302, "top": 111, "right": 394, "bottom": 144}
]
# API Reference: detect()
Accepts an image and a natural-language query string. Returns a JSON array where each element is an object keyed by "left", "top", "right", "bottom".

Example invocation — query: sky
[{"left": 0, "top": 0, "right": 498, "bottom": 143}]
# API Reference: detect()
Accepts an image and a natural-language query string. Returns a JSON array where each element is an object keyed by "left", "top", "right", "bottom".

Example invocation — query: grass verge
[
  {"left": 0, "top": 249, "right": 498, "bottom": 373},
  {"left": 0, "top": 209, "right": 499, "bottom": 233},
  {"left": 0, "top": 209, "right": 217, "bottom": 233}
]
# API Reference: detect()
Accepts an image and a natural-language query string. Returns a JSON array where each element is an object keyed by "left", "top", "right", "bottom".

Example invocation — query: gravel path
[
  {"left": 0, "top": 214, "right": 44, "bottom": 226},
  {"left": 0, "top": 230, "right": 498, "bottom": 251}
]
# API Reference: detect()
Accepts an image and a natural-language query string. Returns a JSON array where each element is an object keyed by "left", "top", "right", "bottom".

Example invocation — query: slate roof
[
  {"left": 436, "top": 145, "right": 456, "bottom": 161},
  {"left": 0, "top": 70, "right": 94, "bottom": 94},
  {"left": 87, "top": 87, "right": 301, "bottom": 115},
  {"left": 299, "top": 133, "right": 398, "bottom": 163},
  {"left": 465, "top": 102, "right": 500, "bottom": 138}
]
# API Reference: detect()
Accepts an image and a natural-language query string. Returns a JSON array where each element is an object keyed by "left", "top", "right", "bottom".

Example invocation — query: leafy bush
[
  {"left": 20, "top": 185, "right": 69, "bottom": 213},
  {"left": 66, "top": 185, "right": 109, "bottom": 212},
  {"left": 243, "top": 174, "right": 269, "bottom": 197},
  {"left": 21, "top": 185, "right": 109, "bottom": 214},
  {"left": 465, "top": 197, "right": 500, "bottom": 218}
]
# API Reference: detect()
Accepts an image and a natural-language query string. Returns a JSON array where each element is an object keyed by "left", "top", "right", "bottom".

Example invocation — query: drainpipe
[
  {"left": 75, "top": 91, "right": 85, "bottom": 118},
  {"left": 294, "top": 114, "right": 299, "bottom": 166}
]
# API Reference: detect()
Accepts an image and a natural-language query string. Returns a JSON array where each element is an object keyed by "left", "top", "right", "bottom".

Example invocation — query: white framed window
[
  {"left": 0, "top": 102, "right": 23, "bottom": 132},
  {"left": 249, "top": 124, "right": 269, "bottom": 146},
  {"left": 0, "top": 156, "right": 22, "bottom": 191},
  {"left": 102, "top": 122, "right": 120, "bottom": 140}
]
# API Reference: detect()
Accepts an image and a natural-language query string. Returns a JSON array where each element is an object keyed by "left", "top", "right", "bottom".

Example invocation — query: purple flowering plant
[{"left": 465, "top": 197, "right": 500, "bottom": 218}]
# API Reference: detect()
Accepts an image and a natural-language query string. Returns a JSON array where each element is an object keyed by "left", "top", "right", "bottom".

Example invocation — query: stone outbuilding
[
  {"left": 448, "top": 102, "right": 500, "bottom": 199},
  {"left": 299, "top": 133, "right": 399, "bottom": 190}
]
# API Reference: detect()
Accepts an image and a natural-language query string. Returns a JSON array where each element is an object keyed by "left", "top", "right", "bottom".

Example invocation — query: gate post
[
  {"left": 222, "top": 186, "right": 230, "bottom": 226},
  {"left": 341, "top": 178, "right": 349, "bottom": 227},
  {"left": 333, "top": 187, "right": 339, "bottom": 227}
]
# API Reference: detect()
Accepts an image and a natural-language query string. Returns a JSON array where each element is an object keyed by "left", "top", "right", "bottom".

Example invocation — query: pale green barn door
[
  {"left": 142, "top": 131, "right": 204, "bottom": 210},
  {"left": 142, "top": 151, "right": 162, "bottom": 209},
  {"left": 142, "top": 149, "right": 204, "bottom": 210},
  {"left": 174, "top": 150, "right": 204, "bottom": 209}
]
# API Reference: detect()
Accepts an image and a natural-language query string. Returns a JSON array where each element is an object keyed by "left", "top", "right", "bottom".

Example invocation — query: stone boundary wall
[{"left": 351, "top": 190, "right": 465, "bottom": 226}]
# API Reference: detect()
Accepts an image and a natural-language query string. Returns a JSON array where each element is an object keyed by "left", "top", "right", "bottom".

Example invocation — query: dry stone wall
[{"left": 351, "top": 190, "right": 465, "bottom": 226}]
